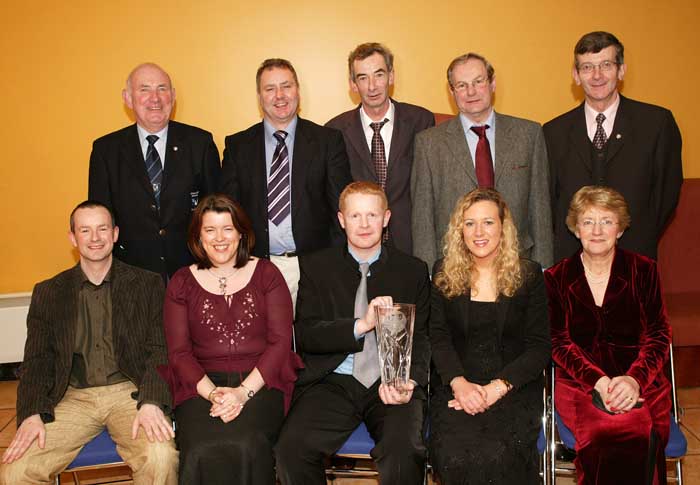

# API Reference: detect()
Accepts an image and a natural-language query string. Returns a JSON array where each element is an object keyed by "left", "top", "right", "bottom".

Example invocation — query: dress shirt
[
  {"left": 359, "top": 102, "right": 395, "bottom": 164},
  {"left": 460, "top": 110, "right": 496, "bottom": 169},
  {"left": 265, "top": 116, "right": 298, "bottom": 255},
  {"left": 584, "top": 93, "right": 620, "bottom": 142},
  {"left": 136, "top": 124, "right": 169, "bottom": 169},
  {"left": 334, "top": 246, "right": 382, "bottom": 375},
  {"left": 69, "top": 267, "right": 128, "bottom": 388}
]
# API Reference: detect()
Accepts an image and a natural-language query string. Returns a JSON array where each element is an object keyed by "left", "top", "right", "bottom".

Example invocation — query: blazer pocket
[{"left": 511, "top": 163, "right": 530, "bottom": 170}]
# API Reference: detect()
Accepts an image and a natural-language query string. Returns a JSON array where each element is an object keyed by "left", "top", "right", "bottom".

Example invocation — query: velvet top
[
  {"left": 545, "top": 248, "right": 671, "bottom": 393},
  {"left": 158, "top": 258, "right": 303, "bottom": 411}
]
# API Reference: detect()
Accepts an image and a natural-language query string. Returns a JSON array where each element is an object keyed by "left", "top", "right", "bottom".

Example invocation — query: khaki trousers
[
  {"left": 0, "top": 381, "right": 178, "bottom": 485},
  {"left": 270, "top": 255, "right": 300, "bottom": 314}
]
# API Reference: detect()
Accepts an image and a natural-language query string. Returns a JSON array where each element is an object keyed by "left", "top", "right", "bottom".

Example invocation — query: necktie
[
  {"left": 352, "top": 262, "right": 380, "bottom": 388},
  {"left": 470, "top": 125, "right": 494, "bottom": 188},
  {"left": 370, "top": 119, "right": 389, "bottom": 189},
  {"left": 593, "top": 113, "right": 607, "bottom": 150},
  {"left": 268, "top": 131, "right": 290, "bottom": 226},
  {"left": 145, "top": 135, "right": 163, "bottom": 206}
]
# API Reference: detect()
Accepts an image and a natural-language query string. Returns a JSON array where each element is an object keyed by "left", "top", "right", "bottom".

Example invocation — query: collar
[
  {"left": 359, "top": 100, "right": 394, "bottom": 128},
  {"left": 347, "top": 245, "right": 382, "bottom": 265},
  {"left": 584, "top": 91, "right": 620, "bottom": 121},
  {"left": 264, "top": 115, "right": 298, "bottom": 140},
  {"left": 77, "top": 261, "right": 114, "bottom": 287},
  {"left": 459, "top": 109, "right": 496, "bottom": 132},
  {"left": 136, "top": 123, "right": 168, "bottom": 144}
]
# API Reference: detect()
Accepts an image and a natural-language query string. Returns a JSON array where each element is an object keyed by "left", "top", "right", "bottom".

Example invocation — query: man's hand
[
  {"left": 449, "top": 376, "right": 488, "bottom": 415},
  {"left": 1, "top": 414, "right": 45, "bottom": 464},
  {"left": 131, "top": 404, "right": 175, "bottom": 442},
  {"left": 378, "top": 381, "right": 414, "bottom": 405},
  {"left": 356, "top": 296, "right": 393, "bottom": 335}
]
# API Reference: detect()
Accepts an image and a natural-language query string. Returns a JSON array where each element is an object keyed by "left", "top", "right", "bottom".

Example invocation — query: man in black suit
[
  {"left": 89, "top": 63, "right": 221, "bottom": 280},
  {"left": 544, "top": 31, "right": 683, "bottom": 261},
  {"left": 275, "top": 182, "right": 430, "bottom": 484},
  {"left": 0, "top": 201, "right": 177, "bottom": 484},
  {"left": 220, "top": 58, "right": 352, "bottom": 305},
  {"left": 326, "top": 42, "right": 434, "bottom": 254}
]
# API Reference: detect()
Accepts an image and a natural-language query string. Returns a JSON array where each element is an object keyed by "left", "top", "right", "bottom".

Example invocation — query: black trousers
[
  {"left": 274, "top": 373, "right": 426, "bottom": 485},
  {"left": 174, "top": 372, "right": 285, "bottom": 485}
]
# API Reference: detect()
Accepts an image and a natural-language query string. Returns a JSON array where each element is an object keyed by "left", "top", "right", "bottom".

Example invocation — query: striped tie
[
  {"left": 268, "top": 131, "right": 290, "bottom": 226},
  {"left": 145, "top": 135, "right": 163, "bottom": 206}
]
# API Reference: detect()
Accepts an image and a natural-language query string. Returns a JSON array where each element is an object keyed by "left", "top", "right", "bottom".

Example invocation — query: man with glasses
[
  {"left": 411, "top": 52, "right": 552, "bottom": 270},
  {"left": 544, "top": 31, "right": 683, "bottom": 261}
]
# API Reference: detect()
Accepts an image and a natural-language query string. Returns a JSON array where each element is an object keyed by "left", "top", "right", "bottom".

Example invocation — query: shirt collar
[
  {"left": 347, "top": 245, "right": 382, "bottom": 265},
  {"left": 359, "top": 100, "right": 394, "bottom": 128},
  {"left": 584, "top": 92, "right": 620, "bottom": 121},
  {"left": 78, "top": 263, "right": 113, "bottom": 287},
  {"left": 459, "top": 109, "right": 496, "bottom": 132},
  {"left": 136, "top": 124, "right": 168, "bottom": 145},
  {"left": 264, "top": 115, "right": 298, "bottom": 140}
]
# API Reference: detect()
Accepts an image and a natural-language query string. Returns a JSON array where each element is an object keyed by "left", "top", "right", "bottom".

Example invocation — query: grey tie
[
  {"left": 593, "top": 113, "right": 607, "bottom": 150},
  {"left": 352, "top": 262, "right": 380, "bottom": 388}
]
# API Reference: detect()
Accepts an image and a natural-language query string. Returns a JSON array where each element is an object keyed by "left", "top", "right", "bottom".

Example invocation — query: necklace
[
  {"left": 580, "top": 255, "right": 610, "bottom": 285},
  {"left": 208, "top": 267, "right": 238, "bottom": 295}
]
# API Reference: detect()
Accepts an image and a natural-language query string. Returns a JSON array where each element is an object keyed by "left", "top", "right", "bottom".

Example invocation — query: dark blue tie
[{"left": 145, "top": 135, "right": 163, "bottom": 206}]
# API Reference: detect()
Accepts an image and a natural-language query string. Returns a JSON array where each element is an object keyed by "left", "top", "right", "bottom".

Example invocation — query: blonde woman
[{"left": 429, "top": 188, "right": 550, "bottom": 484}]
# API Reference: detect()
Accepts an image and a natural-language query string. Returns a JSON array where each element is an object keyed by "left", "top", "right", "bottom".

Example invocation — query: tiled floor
[{"left": 0, "top": 381, "right": 698, "bottom": 484}]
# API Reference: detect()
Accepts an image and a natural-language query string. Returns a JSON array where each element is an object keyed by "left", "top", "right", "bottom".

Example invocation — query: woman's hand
[
  {"left": 607, "top": 375, "right": 643, "bottom": 413},
  {"left": 483, "top": 380, "right": 507, "bottom": 407},
  {"left": 449, "top": 376, "right": 488, "bottom": 415},
  {"left": 594, "top": 375, "right": 613, "bottom": 412},
  {"left": 209, "top": 386, "right": 249, "bottom": 422}
]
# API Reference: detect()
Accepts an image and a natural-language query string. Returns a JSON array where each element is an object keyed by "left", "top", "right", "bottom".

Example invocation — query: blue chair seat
[
  {"left": 336, "top": 422, "right": 375, "bottom": 455},
  {"left": 67, "top": 429, "right": 121, "bottom": 469}
]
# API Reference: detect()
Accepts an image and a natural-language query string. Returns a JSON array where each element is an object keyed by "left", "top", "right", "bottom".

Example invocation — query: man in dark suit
[
  {"left": 544, "top": 31, "right": 683, "bottom": 262},
  {"left": 0, "top": 201, "right": 177, "bottom": 485},
  {"left": 220, "top": 58, "right": 352, "bottom": 306},
  {"left": 326, "top": 42, "right": 435, "bottom": 254},
  {"left": 411, "top": 53, "right": 553, "bottom": 270},
  {"left": 275, "top": 182, "right": 430, "bottom": 484},
  {"left": 89, "top": 63, "right": 221, "bottom": 280}
]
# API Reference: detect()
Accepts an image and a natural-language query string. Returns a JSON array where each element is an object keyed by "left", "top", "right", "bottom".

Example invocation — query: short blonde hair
[
  {"left": 434, "top": 188, "right": 522, "bottom": 299},
  {"left": 338, "top": 181, "right": 388, "bottom": 212},
  {"left": 566, "top": 185, "right": 631, "bottom": 234}
]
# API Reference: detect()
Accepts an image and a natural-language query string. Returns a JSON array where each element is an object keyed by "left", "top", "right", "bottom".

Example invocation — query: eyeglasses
[
  {"left": 578, "top": 218, "right": 619, "bottom": 228},
  {"left": 452, "top": 77, "right": 489, "bottom": 92},
  {"left": 577, "top": 60, "right": 618, "bottom": 74}
]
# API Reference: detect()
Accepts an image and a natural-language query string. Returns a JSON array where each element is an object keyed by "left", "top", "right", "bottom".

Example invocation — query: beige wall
[{"left": 1, "top": 0, "right": 698, "bottom": 292}]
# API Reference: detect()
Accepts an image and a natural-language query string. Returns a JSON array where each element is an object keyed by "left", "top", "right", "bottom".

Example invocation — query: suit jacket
[
  {"left": 294, "top": 245, "right": 431, "bottom": 391},
  {"left": 220, "top": 117, "right": 352, "bottom": 258},
  {"left": 430, "top": 259, "right": 550, "bottom": 392},
  {"left": 326, "top": 101, "right": 435, "bottom": 254},
  {"left": 89, "top": 120, "right": 221, "bottom": 278},
  {"left": 16, "top": 258, "right": 170, "bottom": 424},
  {"left": 411, "top": 113, "right": 553, "bottom": 270},
  {"left": 544, "top": 248, "right": 671, "bottom": 393},
  {"left": 544, "top": 95, "right": 683, "bottom": 262}
]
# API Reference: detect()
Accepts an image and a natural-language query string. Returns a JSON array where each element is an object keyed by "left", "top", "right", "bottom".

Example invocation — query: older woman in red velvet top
[
  {"left": 545, "top": 186, "right": 671, "bottom": 485},
  {"left": 159, "top": 194, "right": 302, "bottom": 485}
]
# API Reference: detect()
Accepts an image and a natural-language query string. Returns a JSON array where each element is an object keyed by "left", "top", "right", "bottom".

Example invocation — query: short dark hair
[
  {"left": 348, "top": 42, "right": 394, "bottom": 81},
  {"left": 447, "top": 52, "right": 495, "bottom": 88},
  {"left": 69, "top": 200, "right": 115, "bottom": 232},
  {"left": 256, "top": 58, "right": 299, "bottom": 93},
  {"left": 574, "top": 31, "right": 624, "bottom": 67},
  {"left": 187, "top": 194, "right": 255, "bottom": 269}
]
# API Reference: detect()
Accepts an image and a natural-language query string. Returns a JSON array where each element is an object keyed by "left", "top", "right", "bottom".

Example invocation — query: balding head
[{"left": 122, "top": 63, "right": 175, "bottom": 133}]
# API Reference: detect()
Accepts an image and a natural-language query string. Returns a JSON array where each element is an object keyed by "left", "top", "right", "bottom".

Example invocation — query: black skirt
[{"left": 174, "top": 372, "right": 285, "bottom": 485}]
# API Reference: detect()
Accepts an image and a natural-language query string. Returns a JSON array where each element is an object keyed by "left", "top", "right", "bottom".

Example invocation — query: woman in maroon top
[
  {"left": 545, "top": 186, "right": 671, "bottom": 485},
  {"left": 159, "top": 194, "right": 303, "bottom": 485}
]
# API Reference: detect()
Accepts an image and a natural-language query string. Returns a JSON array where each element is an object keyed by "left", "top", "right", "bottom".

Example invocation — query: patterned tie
[
  {"left": 268, "top": 131, "right": 291, "bottom": 226},
  {"left": 145, "top": 135, "right": 163, "bottom": 206},
  {"left": 352, "top": 262, "right": 380, "bottom": 388},
  {"left": 370, "top": 119, "right": 389, "bottom": 189},
  {"left": 470, "top": 125, "right": 494, "bottom": 188},
  {"left": 593, "top": 113, "right": 607, "bottom": 150}
]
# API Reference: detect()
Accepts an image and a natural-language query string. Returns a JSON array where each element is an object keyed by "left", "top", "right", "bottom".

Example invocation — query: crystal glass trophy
[{"left": 375, "top": 303, "right": 415, "bottom": 386}]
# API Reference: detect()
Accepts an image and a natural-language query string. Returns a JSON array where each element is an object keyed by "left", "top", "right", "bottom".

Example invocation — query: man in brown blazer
[
  {"left": 0, "top": 201, "right": 177, "bottom": 485},
  {"left": 327, "top": 43, "right": 435, "bottom": 254}
]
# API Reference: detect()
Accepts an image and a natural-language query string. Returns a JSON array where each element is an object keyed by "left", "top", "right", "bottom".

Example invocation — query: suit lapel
[
  {"left": 161, "top": 121, "right": 185, "bottom": 224},
  {"left": 493, "top": 113, "right": 511, "bottom": 186},
  {"left": 346, "top": 107, "right": 373, "bottom": 174},
  {"left": 291, "top": 118, "right": 313, "bottom": 221},
  {"left": 567, "top": 253, "right": 599, "bottom": 311},
  {"left": 111, "top": 260, "right": 136, "bottom": 350},
  {"left": 386, "top": 101, "right": 409, "bottom": 176},
  {"left": 445, "top": 117, "right": 478, "bottom": 186},
  {"left": 569, "top": 104, "right": 593, "bottom": 172},
  {"left": 56, "top": 267, "right": 82, "bottom": 368},
  {"left": 602, "top": 248, "right": 628, "bottom": 307},
  {"left": 495, "top": 294, "right": 511, "bottom": 347},
  {"left": 122, "top": 125, "right": 154, "bottom": 195},
  {"left": 458, "top": 293, "right": 472, "bottom": 342},
  {"left": 605, "top": 96, "right": 629, "bottom": 164}
]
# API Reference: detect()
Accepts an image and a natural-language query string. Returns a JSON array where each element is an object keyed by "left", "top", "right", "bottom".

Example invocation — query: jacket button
[
  {"left": 151, "top": 204, "right": 157, "bottom": 211},
  {"left": 159, "top": 229, "right": 166, "bottom": 236}
]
